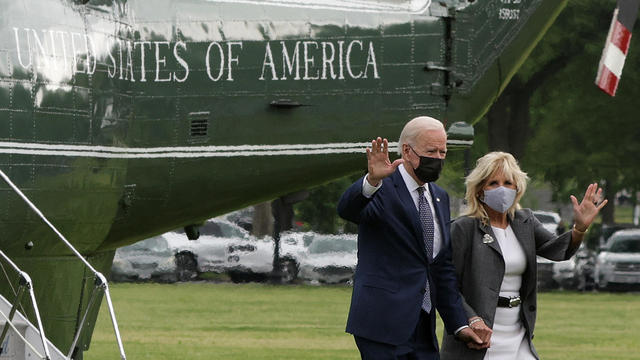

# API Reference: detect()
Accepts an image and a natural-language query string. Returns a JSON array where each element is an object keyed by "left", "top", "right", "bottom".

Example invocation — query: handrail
[
  {"left": 0, "top": 308, "right": 46, "bottom": 359},
  {"left": 0, "top": 251, "right": 51, "bottom": 360},
  {"left": 0, "top": 169, "right": 126, "bottom": 360}
]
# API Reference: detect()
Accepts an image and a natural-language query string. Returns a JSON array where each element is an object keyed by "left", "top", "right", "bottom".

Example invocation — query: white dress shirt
[{"left": 363, "top": 164, "right": 442, "bottom": 257}]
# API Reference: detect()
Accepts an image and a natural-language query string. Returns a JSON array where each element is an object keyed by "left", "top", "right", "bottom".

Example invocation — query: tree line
[{"left": 292, "top": 0, "right": 638, "bottom": 234}]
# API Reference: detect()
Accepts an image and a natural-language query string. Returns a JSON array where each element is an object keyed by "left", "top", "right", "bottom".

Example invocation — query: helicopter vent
[{"left": 189, "top": 112, "right": 209, "bottom": 138}]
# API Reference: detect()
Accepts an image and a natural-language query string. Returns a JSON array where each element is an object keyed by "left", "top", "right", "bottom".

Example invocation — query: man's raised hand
[{"left": 366, "top": 137, "right": 403, "bottom": 186}]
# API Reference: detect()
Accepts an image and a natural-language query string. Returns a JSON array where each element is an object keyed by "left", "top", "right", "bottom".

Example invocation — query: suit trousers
[{"left": 354, "top": 310, "right": 439, "bottom": 360}]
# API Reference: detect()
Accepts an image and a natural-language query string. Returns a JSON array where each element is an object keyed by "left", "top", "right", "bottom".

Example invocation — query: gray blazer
[{"left": 440, "top": 209, "right": 578, "bottom": 360}]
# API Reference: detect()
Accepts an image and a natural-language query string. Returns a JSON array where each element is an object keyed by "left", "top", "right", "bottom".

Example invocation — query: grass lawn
[{"left": 86, "top": 283, "right": 640, "bottom": 359}]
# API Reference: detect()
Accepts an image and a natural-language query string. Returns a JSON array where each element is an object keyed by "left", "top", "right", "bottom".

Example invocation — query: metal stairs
[
  {"left": 0, "top": 169, "right": 126, "bottom": 359},
  {"left": 0, "top": 290, "right": 66, "bottom": 360}
]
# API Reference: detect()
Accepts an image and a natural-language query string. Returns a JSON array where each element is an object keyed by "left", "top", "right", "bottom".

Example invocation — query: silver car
[
  {"left": 171, "top": 218, "right": 304, "bottom": 282},
  {"left": 595, "top": 228, "right": 640, "bottom": 290},
  {"left": 552, "top": 243, "right": 595, "bottom": 290},
  {"left": 166, "top": 218, "right": 270, "bottom": 281},
  {"left": 533, "top": 211, "right": 563, "bottom": 289},
  {"left": 532, "top": 210, "right": 562, "bottom": 234},
  {"left": 111, "top": 236, "right": 177, "bottom": 282},
  {"left": 298, "top": 233, "right": 358, "bottom": 284}
]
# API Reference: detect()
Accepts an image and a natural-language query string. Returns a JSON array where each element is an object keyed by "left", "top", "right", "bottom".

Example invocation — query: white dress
[{"left": 484, "top": 225, "right": 536, "bottom": 360}]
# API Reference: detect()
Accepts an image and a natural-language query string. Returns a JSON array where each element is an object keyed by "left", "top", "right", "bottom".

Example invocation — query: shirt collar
[{"left": 399, "top": 164, "right": 426, "bottom": 194}]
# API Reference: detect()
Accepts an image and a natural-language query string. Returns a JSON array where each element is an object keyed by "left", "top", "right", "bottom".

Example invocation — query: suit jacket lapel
[
  {"left": 429, "top": 183, "right": 449, "bottom": 240},
  {"left": 428, "top": 183, "right": 447, "bottom": 261},
  {"left": 391, "top": 170, "right": 429, "bottom": 262},
  {"left": 477, "top": 219, "right": 503, "bottom": 257}
]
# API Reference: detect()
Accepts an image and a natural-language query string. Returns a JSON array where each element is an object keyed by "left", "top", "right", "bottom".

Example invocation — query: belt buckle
[{"left": 508, "top": 296, "right": 521, "bottom": 308}]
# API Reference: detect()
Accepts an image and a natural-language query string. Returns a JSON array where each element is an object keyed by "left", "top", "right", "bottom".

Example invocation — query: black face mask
[{"left": 410, "top": 146, "right": 444, "bottom": 183}]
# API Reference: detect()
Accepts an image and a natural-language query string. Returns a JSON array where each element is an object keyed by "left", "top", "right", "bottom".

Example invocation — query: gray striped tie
[{"left": 417, "top": 186, "right": 433, "bottom": 313}]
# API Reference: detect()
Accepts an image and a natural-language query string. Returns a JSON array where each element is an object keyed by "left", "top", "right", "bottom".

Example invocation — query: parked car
[
  {"left": 536, "top": 256, "right": 558, "bottom": 290},
  {"left": 169, "top": 218, "right": 254, "bottom": 276},
  {"left": 533, "top": 210, "right": 574, "bottom": 290},
  {"left": 112, "top": 217, "right": 361, "bottom": 284},
  {"left": 574, "top": 246, "right": 597, "bottom": 291},
  {"left": 551, "top": 258, "right": 575, "bottom": 289},
  {"left": 274, "top": 231, "right": 314, "bottom": 282},
  {"left": 598, "top": 223, "right": 637, "bottom": 247},
  {"left": 595, "top": 228, "right": 640, "bottom": 291},
  {"left": 111, "top": 236, "right": 177, "bottom": 282},
  {"left": 166, "top": 217, "right": 282, "bottom": 282},
  {"left": 226, "top": 237, "right": 278, "bottom": 282},
  {"left": 550, "top": 243, "right": 596, "bottom": 290},
  {"left": 224, "top": 207, "right": 255, "bottom": 232},
  {"left": 532, "top": 210, "right": 563, "bottom": 235},
  {"left": 112, "top": 217, "right": 306, "bottom": 283},
  {"left": 297, "top": 233, "right": 358, "bottom": 284},
  {"left": 182, "top": 218, "right": 310, "bottom": 283}
]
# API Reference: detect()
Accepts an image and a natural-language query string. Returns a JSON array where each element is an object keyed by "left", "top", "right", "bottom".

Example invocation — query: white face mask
[{"left": 481, "top": 186, "right": 517, "bottom": 213}]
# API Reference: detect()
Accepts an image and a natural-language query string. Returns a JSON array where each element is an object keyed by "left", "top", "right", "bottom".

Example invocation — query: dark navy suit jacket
[{"left": 337, "top": 169, "right": 467, "bottom": 347}]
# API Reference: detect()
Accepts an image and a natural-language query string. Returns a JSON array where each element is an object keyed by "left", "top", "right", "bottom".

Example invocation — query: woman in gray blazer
[{"left": 440, "top": 152, "right": 607, "bottom": 360}]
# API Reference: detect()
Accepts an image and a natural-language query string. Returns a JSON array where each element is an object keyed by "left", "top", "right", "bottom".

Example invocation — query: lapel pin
[
  {"left": 482, "top": 234, "right": 494, "bottom": 244},
  {"left": 436, "top": 198, "right": 440, "bottom": 202}
]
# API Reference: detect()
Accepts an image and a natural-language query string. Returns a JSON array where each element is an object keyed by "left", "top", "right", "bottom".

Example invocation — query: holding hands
[
  {"left": 366, "top": 137, "right": 403, "bottom": 187},
  {"left": 467, "top": 317, "right": 492, "bottom": 350},
  {"left": 456, "top": 327, "right": 486, "bottom": 350}
]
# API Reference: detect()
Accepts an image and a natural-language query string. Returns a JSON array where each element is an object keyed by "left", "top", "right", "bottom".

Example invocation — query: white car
[
  {"left": 166, "top": 217, "right": 276, "bottom": 281},
  {"left": 551, "top": 243, "right": 594, "bottom": 290},
  {"left": 172, "top": 218, "right": 306, "bottom": 282},
  {"left": 532, "top": 210, "right": 562, "bottom": 235},
  {"left": 111, "top": 236, "right": 178, "bottom": 282},
  {"left": 112, "top": 219, "right": 247, "bottom": 282},
  {"left": 595, "top": 228, "right": 640, "bottom": 290},
  {"left": 532, "top": 210, "right": 584, "bottom": 289},
  {"left": 223, "top": 229, "right": 309, "bottom": 283},
  {"left": 297, "top": 233, "right": 358, "bottom": 284}
]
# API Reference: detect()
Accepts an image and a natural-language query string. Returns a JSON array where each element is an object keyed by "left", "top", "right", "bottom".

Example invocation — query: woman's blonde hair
[{"left": 462, "top": 151, "right": 529, "bottom": 223}]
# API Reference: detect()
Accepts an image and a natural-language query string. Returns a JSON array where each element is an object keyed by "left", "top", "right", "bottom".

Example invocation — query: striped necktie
[{"left": 417, "top": 186, "right": 433, "bottom": 313}]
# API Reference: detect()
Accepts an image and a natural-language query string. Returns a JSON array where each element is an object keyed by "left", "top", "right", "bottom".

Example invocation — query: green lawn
[
  {"left": 86, "top": 283, "right": 640, "bottom": 360},
  {"left": 615, "top": 205, "right": 634, "bottom": 224}
]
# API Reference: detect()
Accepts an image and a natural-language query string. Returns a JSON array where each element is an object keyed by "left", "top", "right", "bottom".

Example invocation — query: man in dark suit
[{"left": 338, "top": 116, "right": 483, "bottom": 359}]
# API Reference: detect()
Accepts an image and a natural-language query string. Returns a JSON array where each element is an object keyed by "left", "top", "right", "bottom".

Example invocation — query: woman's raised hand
[{"left": 570, "top": 183, "right": 608, "bottom": 232}]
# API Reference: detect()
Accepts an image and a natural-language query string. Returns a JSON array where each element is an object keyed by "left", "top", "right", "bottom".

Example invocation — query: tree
[
  {"left": 486, "top": 0, "right": 613, "bottom": 160},
  {"left": 294, "top": 174, "right": 361, "bottom": 234},
  {"left": 294, "top": 1, "right": 640, "bottom": 230},
  {"left": 524, "top": 3, "right": 640, "bottom": 224},
  {"left": 474, "top": 0, "right": 640, "bottom": 224}
]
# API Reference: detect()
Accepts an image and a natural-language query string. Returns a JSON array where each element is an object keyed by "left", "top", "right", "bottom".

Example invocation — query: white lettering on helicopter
[
  {"left": 12, "top": 27, "right": 98, "bottom": 75},
  {"left": 498, "top": 0, "right": 521, "bottom": 20},
  {"left": 11, "top": 27, "right": 380, "bottom": 83},
  {"left": 259, "top": 40, "right": 379, "bottom": 81},
  {"left": 205, "top": 41, "right": 244, "bottom": 81},
  {"left": 498, "top": 8, "right": 520, "bottom": 20}
]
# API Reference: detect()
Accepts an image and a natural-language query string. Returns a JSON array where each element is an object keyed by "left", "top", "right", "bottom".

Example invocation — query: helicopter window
[{"left": 245, "top": 0, "right": 431, "bottom": 13}]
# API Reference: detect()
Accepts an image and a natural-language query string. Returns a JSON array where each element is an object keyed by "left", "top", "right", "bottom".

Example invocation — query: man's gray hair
[{"left": 397, "top": 116, "right": 445, "bottom": 155}]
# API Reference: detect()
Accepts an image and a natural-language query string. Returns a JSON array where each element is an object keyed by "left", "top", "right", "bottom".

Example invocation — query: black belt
[{"left": 497, "top": 296, "right": 521, "bottom": 308}]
